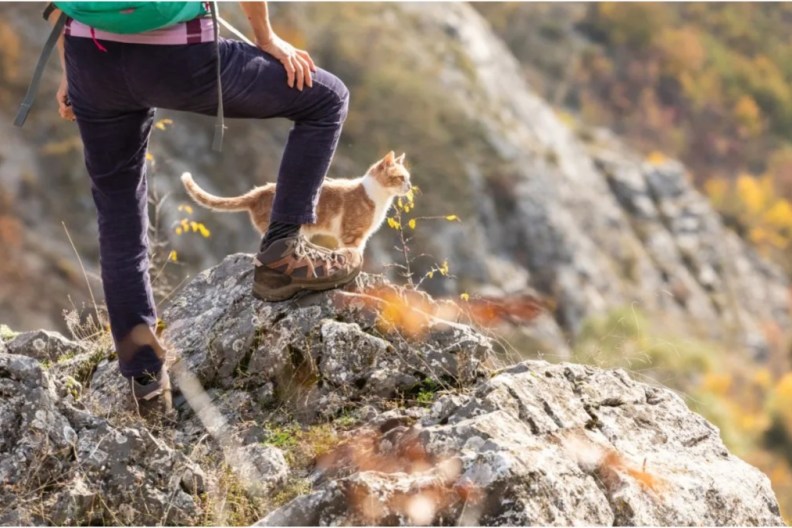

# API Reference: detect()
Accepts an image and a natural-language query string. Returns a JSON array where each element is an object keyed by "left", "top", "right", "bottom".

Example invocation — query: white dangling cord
[{"left": 217, "top": 15, "right": 254, "bottom": 46}]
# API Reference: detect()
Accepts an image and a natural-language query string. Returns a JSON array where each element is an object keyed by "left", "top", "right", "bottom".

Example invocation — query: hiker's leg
[
  {"left": 72, "top": 107, "right": 160, "bottom": 378},
  {"left": 139, "top": 39, "right": 349, "bottom": 225},
  {"left": 221, "top": 51, "right": 351, "bottom": 225},
  {"left": 64, "top": 37, "right": 162, "bottom": 378}
]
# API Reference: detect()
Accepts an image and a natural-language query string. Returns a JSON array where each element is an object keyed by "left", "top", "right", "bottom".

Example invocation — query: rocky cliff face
[
  {"left": 0, "top": 255, "right": 784, "bottom": 525},
  {"left": 386, "top": 4, "right": 789, "bottom": 355},
  {"left": 0, "top": 3, "right": 788, "bottom": 361}
]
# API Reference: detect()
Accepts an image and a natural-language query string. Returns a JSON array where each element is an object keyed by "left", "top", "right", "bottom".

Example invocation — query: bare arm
[
  {"left": 239, "top": 2, "right": 273, "bottom": 47},
  {"left": 239, "top": 1, "right": 316, "bottom": 91}
]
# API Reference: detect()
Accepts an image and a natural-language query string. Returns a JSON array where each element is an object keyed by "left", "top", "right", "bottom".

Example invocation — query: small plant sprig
[
  {"left": 145, "top": 117, "right": 212, "bottom": 309},
  {"left": 385, "top": 185, "right": 461, "bottom": 289}
]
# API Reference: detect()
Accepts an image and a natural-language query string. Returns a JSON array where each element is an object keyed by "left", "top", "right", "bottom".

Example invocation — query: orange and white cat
[{"left": 181, "top": 151, "right": 412, "bottom": 251}]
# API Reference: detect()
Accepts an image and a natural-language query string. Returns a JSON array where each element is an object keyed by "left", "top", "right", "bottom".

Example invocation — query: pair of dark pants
[{"left": 64, "top": 36, "right": 350, "bottom": 378}]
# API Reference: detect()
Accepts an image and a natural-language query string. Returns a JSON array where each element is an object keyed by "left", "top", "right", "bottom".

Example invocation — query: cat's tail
[{"left": 181, "top": 172, "right": 259, "bottom": 212}]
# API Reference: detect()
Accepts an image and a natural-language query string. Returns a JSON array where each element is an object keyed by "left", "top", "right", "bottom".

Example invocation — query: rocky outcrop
[
  {"left": 0, "top": 255, "right": 784, "bottom": 525},
  {"left": 160, "top": 253, "right": 492, "bottom": 419},
  {"left": 260, "top": 360, "right": 783, "bottom": 526},
  {"left": 5, "top": 329, "right": 85, "bottom": 363},
  {"left": 0, "top": 353, "right": 203, "bottom": 525}
]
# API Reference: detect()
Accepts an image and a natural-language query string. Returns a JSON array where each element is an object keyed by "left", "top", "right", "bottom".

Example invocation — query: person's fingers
[
  {"left": 297, "top": 49, "right": 317, "bottom": 72},
  {"left": 291, "top": 55, "right": 305, "bottom": 92},
  {"left": 296, "top": 55, "right": 312, "bottom": 89},
  {"left": 283, "top": 56, "right": 296, "bottom": 88},
  {"left": 57, "top": 91, "right": 76, "bottom": 121}
]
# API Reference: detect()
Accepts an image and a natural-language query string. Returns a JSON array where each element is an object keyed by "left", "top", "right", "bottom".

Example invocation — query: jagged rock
[
  {"left": 260, "top": 361, "right": 783, "bottom": 526},
  {"left": 81, "top": 358, "right": 131, "bottom": 417},
  {"left": 160, "top": 254, "right": 494, "bottom": 421},
  {"left": 47, "top": 348, "right": 106, "bottom": 401},
  {"left": 590, "top": 133, "right": 790, "bottom": 359},
  {"left": 0, "top": 352, "right": 204, "bottom": 525},
  {"left": 5, "top": 329, "right": 86, "bottom": 363},
  {"left": 0, "top": 353, "right": 76, "bottom": 489}
]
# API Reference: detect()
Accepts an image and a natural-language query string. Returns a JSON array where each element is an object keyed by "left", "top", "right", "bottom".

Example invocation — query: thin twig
[{"left": 62, "top": 221, "right": 100, "bottom": 323}]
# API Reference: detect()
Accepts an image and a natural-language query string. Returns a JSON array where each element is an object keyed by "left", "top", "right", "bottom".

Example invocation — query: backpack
[
  {"left": 15, "top": 1, "right": 227, "bottom": 152},
  {"left": 54, "top": 2, "right": 210, "bottom": 35}
]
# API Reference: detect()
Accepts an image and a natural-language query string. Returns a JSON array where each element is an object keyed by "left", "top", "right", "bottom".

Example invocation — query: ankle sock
[
  {"left": 134, "top": 373, "right": 156, "bottom": 386},
  {"left": 260, "top": 220, "right": 300, "bottom": 251}
]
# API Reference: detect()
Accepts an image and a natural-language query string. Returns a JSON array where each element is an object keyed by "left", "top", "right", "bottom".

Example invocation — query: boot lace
[{"left": 292, "top": 236, "right": 346, "bottom": 275}]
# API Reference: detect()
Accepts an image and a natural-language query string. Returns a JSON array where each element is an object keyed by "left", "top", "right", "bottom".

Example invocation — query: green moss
[
  {"left": 271, "top": 478, "right": 312, "bottom": 509},
  {"left": 263, "top": 423, "right": 340, "bottom": 469},
  {"left": 0, "top": 324, "right": 17, "bottom": 342}
]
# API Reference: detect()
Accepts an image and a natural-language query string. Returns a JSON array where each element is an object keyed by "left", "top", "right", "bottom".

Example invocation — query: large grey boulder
[
  {"left": 259, "top": 361, "right": 783, "bottom": 526},
  {"left": 5, "top": 329, "right": 86, "bottom": 363},
  {"left": 159, "top": 254, "right": 494, "bottom": 422}
]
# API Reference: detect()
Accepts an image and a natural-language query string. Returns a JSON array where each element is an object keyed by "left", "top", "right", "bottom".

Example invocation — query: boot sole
[{"left": 252, "top": 268, "right": 361, "bottom": 302}]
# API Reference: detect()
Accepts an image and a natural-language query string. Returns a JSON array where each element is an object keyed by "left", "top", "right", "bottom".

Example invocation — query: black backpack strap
[
  {"left": 14, "top": 11, "right": 67, "bottom": 127},
  {"left": 42, "top": 2, "right": 56, "bottom": 21},
  {"left": 210, "top": 1, "right": 225, "bottom": 152}
]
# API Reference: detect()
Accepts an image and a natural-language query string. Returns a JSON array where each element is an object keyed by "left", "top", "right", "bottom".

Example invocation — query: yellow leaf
[
  {"left": 737, "top": 174, "right": 766, "bottom": 216},
  {"left": 763, "top": 200, "right": 792, "bottom": 229},
  {"left": 646, "top": 151, "right": 667, "bottom": 166},
  {"left": 408, "top": 219, "right": 417, "bottom": 230},
  {"left": 387, "top": 217, "right": 401, "bottom": 230},
  {"left": 145, "top": 152, "right": 155, "bottom": 162},
  {"left": 460, "top": 292, "right": 470, "bottom": 302},
  {"left": 445, "top": 214, "right": 459, "bottom": 222},
  {"left": 154, "top": 118, "right": 174, "bottom": 130},
  {"left": 175, "top": 227, "right": 183, "bottom": 235},
  {"left": 168, "top": 250, "right": 178, "bottom": 262}
]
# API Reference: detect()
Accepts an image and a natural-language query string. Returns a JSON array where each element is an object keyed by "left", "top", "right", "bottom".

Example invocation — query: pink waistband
[{"left": 65, "top": 17, "right": 215, "bottom": 45}]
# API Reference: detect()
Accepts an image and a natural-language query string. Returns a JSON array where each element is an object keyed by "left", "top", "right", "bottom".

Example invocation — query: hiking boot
[
  {"left": 252, "top": 233, "right": 363, "bottom": 302},
  {"left": 131, "top": 366, "right": 174, "bottom": 423}
]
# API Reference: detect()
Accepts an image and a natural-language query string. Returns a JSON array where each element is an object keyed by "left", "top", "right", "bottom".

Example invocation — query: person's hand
[
  {"left": 257, "top": 34, "right": 316, "bottom": 91},
  {"left": 57, "top": 73, "right": 75, "bottom": 121}
]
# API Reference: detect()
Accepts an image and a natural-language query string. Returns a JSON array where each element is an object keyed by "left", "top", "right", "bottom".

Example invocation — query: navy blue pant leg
[{"left": 73, "top": 108, "right": 163, "bottom": 378}]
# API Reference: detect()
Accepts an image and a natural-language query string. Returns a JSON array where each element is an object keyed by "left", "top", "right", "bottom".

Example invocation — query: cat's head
[{"left": 367, "top": 151, "right": 412, "bottom": 196}]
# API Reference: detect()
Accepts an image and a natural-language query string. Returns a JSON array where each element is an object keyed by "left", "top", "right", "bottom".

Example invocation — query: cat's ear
[
  {"left": 395, "top": 153, "right": 406, "bottom": 164},
  {"left": 382, "top": 150, "right": 396, "bottom": 165}
]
